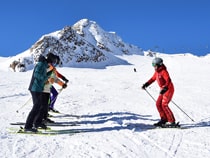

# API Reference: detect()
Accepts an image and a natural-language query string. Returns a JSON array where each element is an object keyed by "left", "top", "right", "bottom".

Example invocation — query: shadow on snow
[{"left": 51, "top": 112, "right": 157, "bottom": 134}]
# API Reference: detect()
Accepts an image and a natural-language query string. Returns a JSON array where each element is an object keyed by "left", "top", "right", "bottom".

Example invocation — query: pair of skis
[
  {"left": 8, "top": 126, "right": 81, "bottom": 135},
  {"left": 126, "top": 122, "right": 184, "bottom": 131},
  {"left": 155, "top": 122, "right": 181, "bottom": 128},
  {"left": 8, "top": 121, "right": 80, "bottom": 135}
]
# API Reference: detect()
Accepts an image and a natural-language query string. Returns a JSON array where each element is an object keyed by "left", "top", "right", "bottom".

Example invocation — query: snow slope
[{"left": 0, "top": 54, "right": 210, "bottom": 158}]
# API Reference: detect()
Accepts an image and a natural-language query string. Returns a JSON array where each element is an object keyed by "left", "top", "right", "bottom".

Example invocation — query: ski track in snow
[{"left": 0, "top": 54, "right": 210, "bottom": 158}]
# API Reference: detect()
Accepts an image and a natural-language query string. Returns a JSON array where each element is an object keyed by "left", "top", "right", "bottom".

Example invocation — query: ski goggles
[{"left": 152, "top": 63, "right": 156, "bottom": 67}]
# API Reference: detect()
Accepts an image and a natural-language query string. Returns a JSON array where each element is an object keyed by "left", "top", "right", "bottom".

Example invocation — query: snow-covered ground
[{"left": 0, "top": 54, "right": 210, "bottom": 158}]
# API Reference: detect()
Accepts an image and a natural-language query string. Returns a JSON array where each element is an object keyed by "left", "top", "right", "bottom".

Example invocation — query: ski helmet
[
  {"left": 46, "top": 53, "right": 57, "bottom": 65},
  {"left": 152, "top": 57, "right": 163, "bottom": 67}
]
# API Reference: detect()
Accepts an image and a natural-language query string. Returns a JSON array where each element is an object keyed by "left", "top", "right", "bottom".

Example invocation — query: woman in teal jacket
[{"left": 24, "top": 53, "right": 57, "bottom": 132}]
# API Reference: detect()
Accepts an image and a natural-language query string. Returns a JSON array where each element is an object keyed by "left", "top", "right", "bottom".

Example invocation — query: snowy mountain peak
[
  {"left": 7, "top": 19, "right": 143, "bottom": 72},
  {"left": 72, "top": 19, "right": 140, "bottom": 55}
]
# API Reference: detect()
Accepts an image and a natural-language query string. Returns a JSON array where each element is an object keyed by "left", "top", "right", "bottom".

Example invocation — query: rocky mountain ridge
[{"left": 9, "top": 19, "right": 144, "bottom": 71}]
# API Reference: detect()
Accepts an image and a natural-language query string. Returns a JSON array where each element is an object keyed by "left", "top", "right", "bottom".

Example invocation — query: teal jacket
[{"left": 28, "top": 55, "right": 49, "bottom": 92}]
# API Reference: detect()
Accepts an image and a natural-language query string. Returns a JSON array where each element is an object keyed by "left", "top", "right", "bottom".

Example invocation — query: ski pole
[
  {"left": 144, "top": 89, "right": 195, "bottom": 122},
  {"left": 145, "top": 89, "right": 156, "bottom": 102},
  {"left": 16, "top": 97, "right": 32, "bottom": 113},
  {"left": 171, "top": 100, "right": 195, "bottom": 122}
]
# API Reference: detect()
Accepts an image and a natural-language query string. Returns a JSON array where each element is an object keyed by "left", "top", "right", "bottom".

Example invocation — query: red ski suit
[{"left": 147, "top": 64, "right": 175, "bottom": 123}]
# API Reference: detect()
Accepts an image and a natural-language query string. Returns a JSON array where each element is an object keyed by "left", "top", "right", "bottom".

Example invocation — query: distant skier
[{"left": 141, "top": 57, "right": 176, "bottom": 127}]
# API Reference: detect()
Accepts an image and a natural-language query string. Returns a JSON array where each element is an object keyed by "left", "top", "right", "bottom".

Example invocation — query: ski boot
[{"left": 154, "top": 119, "right": 167, "bottom": 127}]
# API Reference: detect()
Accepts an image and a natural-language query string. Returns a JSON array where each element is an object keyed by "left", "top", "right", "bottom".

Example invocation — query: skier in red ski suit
[{"left": 142, "top": 57, "right": 176, "bottom": 126}]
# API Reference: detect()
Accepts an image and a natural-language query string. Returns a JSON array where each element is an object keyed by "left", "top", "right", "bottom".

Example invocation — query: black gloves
[
  {"left": 142, "top": 82, "right": 150, "bottom": 90},
  {"left": 62, "top": 83, "right": 67, "bottom": 89},
  {"left": 61, "top": 77, "right": 68, "bottom": 89},
  {"left": 160, "top": 87, "right": 168, "bottom": 94},
  {"left": 62, "top": 76, "right": 69, "bottom": 83}
]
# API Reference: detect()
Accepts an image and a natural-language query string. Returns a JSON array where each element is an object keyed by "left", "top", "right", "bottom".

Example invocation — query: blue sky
[{"left": 0, "top": 0, "right": 210, "bottom": 57}]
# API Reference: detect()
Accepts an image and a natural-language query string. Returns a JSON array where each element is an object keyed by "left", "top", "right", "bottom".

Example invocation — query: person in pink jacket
[{"left": 142, "top": 57, "right": 176, "bottom": 127}]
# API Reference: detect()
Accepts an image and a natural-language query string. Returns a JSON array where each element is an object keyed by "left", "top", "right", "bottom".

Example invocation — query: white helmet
[{"left": 152, "top": 57, "right": 163, "bottom": 67}]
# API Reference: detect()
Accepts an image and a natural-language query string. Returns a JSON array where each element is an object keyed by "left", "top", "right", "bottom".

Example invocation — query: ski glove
[
  {"left": 62, "top": 76, "right": 69, "bottom": 83},
  {"left": 160, "top": 87, "right": 168, "bottom": 94},
  {"left": 142, "top": 82, "right": 150, "bottom": 90},
  {"left": 62, "top": 83, "right": 67, "bottom": 89}
]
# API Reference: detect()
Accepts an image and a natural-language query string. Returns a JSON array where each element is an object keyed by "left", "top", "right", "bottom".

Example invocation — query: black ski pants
[{"left": 25, "top": 91, "right": 50, "bottom": 129}]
